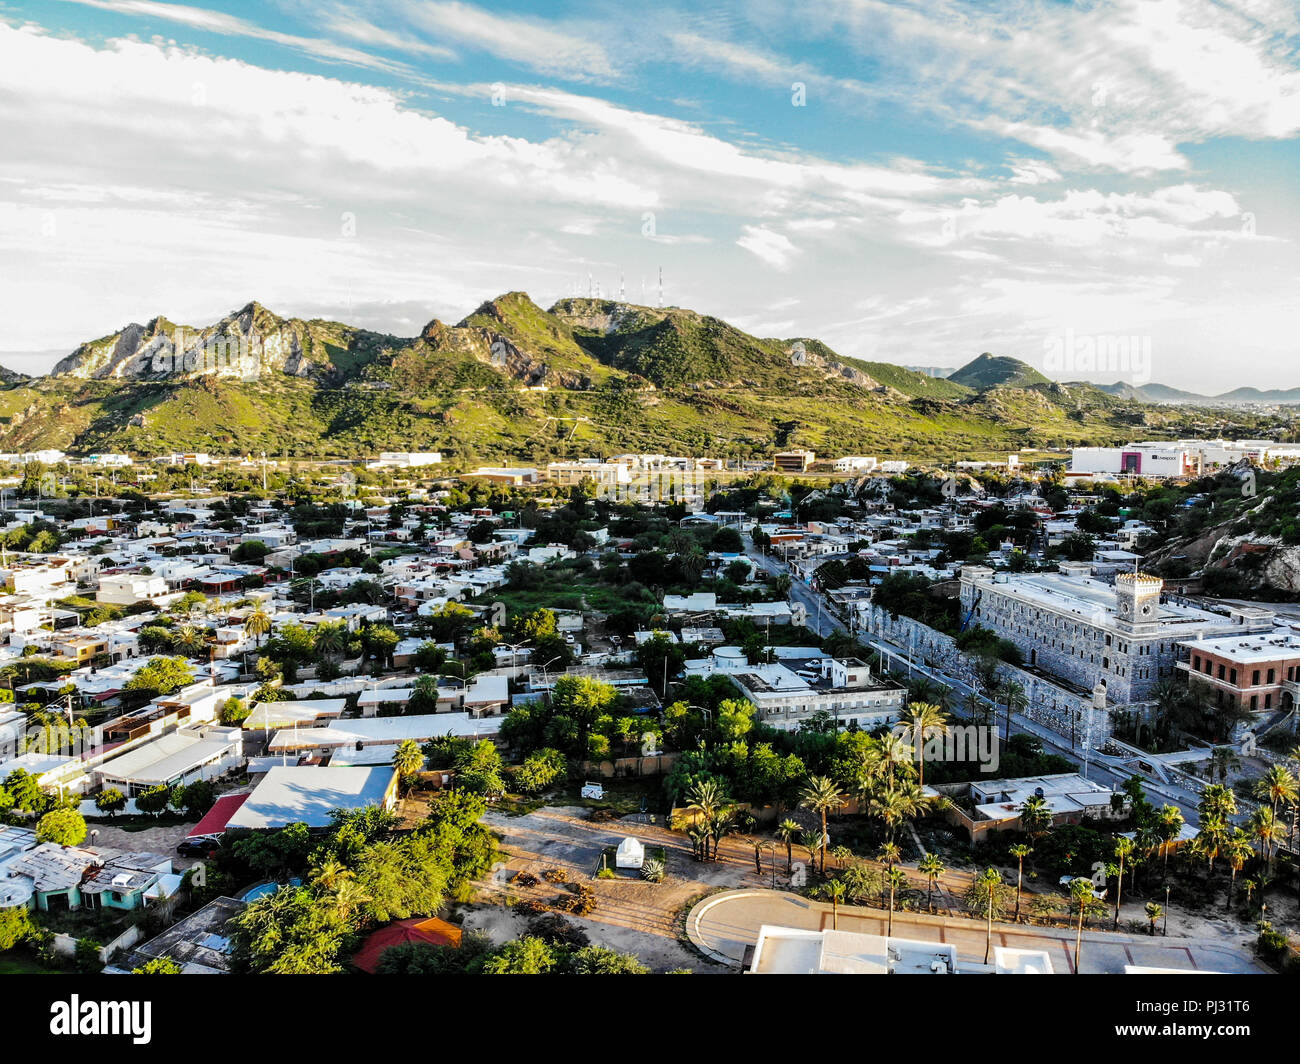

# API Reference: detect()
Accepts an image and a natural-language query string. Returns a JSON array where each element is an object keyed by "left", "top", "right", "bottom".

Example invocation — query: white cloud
[{"left": 736, "top": 225, "right": 798, "bottom": 269}]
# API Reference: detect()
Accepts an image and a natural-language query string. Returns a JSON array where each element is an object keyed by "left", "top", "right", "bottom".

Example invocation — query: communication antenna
[
  {"left": 619, "top": 273, "right": 625, "bottom": 300},
  {"left": 658, "top": 267, "right": 663, "bottom": 308},
  {"left": 587, "top": 272, "right": 593, "bottom": 298}
]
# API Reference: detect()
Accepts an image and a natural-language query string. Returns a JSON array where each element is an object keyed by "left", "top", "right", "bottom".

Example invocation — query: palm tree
[
  {"left": 1224, "top": 829, "right": 1252, "bottom": 910},
  {"left": 174, "top": 623, "right": 206, "bottom": 657},
  {"left": 918, "top": 853, "right": 945, "bottom": 913},
  {"left": 799, "top": 776, "right": 845, "bottom": 874},
  {"left": 1156, "top": 804, "right": 1184, "bottom": 883},
  {"left": 885, "top": 867, "right": 907, "bottom": 936},
  {"left": 313, "top": 620, "right": 347, "bottom": 663},
  {"left": 1144, "top": 901, "right": 1163, "bottom": 936},
  {"left": 967, "top": 868, "right": 1004, "bottom": 964},
  {"left": 309, "top": 856, "right": 352, "bottom": 892},
  {"left": 801, "top": 829, "right": 822, "bottom": 874},
  {"left": 904, "top": 701, "right": 948, "bottom": 790},
  {"left": 685, "top": 778, "right": 729, "bottom": 862},
  {"left": 391, "top": 738, "right": 424, "bottom": 792},
  {"left": 243, "top": 605, "right": 272, "bottom": 647},
  {"left": 823, "top": 879, "right": 846, "bottom": 930},
  {"left": 1195, "top": 813, "right": 1230, "bottom": 876},
  {"left": 1248, "top": 806, "right": 1280, "bottom": 873},
  {"left": 1009, "top": 843, "right": 1032, "bottom": 922},
  {"left": 776, "top": 818, "right": 800, "bottom": 873},
  {"left": 1068, "top": 877, "right": 1102, "bottom": 975},
  {"left": 1000, "top": 679, "right": 1028, "bottom": 744},
  {"left": 1019, "top": 794, "right": 1053, "bottom": 838},
  {"left": 1254, "top": 763, "right": 1298, "bottom": 824},
  {"left": 1209, "top": 745, "right": 1239, "bottom": 784},
  {"left": 1111, "top": 836, "right": 1134, "bottom": 929}
]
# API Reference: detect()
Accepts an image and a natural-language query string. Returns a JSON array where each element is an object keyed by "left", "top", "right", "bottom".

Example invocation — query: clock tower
[{"left": 1115, "top": 572, "right": 1162, "bottom": 635}]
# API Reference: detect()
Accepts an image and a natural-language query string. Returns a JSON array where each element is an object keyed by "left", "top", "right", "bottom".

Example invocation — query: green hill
[
  {"left": 0, "top": 295, "right": 1269, "bottom": 465},
  {"left": 949, "top": 353, "right": 1051, "bottom": 391}
]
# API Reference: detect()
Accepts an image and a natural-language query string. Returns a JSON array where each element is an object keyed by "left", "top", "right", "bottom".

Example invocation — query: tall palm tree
[
  {"left": 1111, "top": 836, "right": 1134, "bottom": 929},
  {"left": 905, "top": 701, "right": 948, "bottom": 790},
  {"left": 1000, "top": 679, "right": 1028, "bottom": 744},
  {"left": 243, "top": 605, "right": 272, "bottom": 647},
  {"left": 776, "top": 818, "right": 800, "bottom": 873},
  {"left": 1195, "top": 813, "right": 1230, "bottom": 876},
  {"left": 801, "top": 829, "right": 822, "bottom": 875},
  {"left": 1248, "top": 806, "right": 1280, "bottom": 873},
  {"left": 967, "top": 868, "right": 1004, "bottom": 965},
  {"left": 876, "top": 840, "right": 901, "bottom": 908},
  {"left": 1019, "top": 794, "right": 1053, "bottom": 838},
  {"left": 1224, "top": 829, "right": 1252, "bottom": 910},
  {"left": 1254, "top": 763, "right": 1298, "bottom": 824},
  {"left": 1156, "top": 804, "right": 1184, "bottom": 883},
  {"left": 918, "top": 853, "right": 945, "bottom": 913},
  {"left": 823, "top": 879, "right": 846, "bottom": 931},
  {"left": 885, "top": 867, "right": 907, "bottom": 936},
  {"left": 1068, "top": 877, "right": 1102, "bottom": 975},
  {"left": 875, "top": 732, "right": 915, "bottom": 789},
  {"left": 799, "top": 776, "right": 845, "bottom": 874},
  {"left": 685, "top": 778, "right": 729, "bottom": 862},
  {"left": 1009, "top": 843, "right": 1033, "bottom": 922}
]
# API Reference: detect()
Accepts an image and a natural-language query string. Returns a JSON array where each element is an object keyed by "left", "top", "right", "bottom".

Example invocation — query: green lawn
[{"left": 0, "top": 953, "right": 55, "bottom": 974}]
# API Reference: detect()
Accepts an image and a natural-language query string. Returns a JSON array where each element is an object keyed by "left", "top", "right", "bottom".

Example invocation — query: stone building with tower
[{"left": 956, "top": 564, "right": 1274, "bottom": 704}]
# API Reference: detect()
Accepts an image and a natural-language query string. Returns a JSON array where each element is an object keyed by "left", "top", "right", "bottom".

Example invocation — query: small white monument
[{"left": 615, "top": 836, "right": 645, "bottom": 869}]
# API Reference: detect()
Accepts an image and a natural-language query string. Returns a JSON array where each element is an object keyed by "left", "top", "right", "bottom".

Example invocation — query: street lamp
[{"left": 1164, "top": 884, "right": 1170, "bottom": 936}]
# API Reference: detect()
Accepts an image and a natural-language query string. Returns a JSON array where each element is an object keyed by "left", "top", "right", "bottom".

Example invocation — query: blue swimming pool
[{"left": 242, "top": 877, "right": 302, "bottom": 901}]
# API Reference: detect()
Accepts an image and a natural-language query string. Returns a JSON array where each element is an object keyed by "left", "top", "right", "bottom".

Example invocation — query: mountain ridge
[{"left": 0, "top": 293, "right": 1274, "bottom": 461}]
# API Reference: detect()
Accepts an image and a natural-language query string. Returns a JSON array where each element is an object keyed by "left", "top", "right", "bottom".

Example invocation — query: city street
[{"left": 746, "top": 539, "right": 1209, "bottom": 827}]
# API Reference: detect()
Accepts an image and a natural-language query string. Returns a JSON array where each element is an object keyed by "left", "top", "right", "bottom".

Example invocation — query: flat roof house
[{"left": 226, "top": 765, "right": 398, "bottom": 831}]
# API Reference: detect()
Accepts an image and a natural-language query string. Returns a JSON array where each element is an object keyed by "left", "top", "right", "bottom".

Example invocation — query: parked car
[{"left": 177, "top": 835, "right": 222, "bottom": 858}]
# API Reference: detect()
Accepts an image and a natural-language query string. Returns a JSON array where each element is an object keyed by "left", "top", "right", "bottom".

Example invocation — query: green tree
[
  {"left": 94, "top": 787, "right": 127, "bottom": 819},
  {"left": 124, "top": 656, "right": 195, "bottom": 698},
  {"left": 480, "top": 936, "right": 558, "bottom": 974},
  {"left": 799, "top": 776, "right": 845, "bottom": 875},
  {"left": 36, "top": 807, "right": 87, "bottom": 847},
  {"left": 1009, "top": 843, "right": 1032, "bottom": 922},
  {"left": 967, "top": 868, "right": 1005, "bottom": 964},
  {"left": 392, "top": 739, "right": 425, "bottom": 792},
  {"left": 919, "top": 852, "right": 945, "bottom": 913},
  {"left": 136, "top": 785, "right": 171, "bottom": 819}
]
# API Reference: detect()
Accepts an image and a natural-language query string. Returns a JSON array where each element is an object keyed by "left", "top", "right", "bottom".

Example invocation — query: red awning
[
  {"left": 187, "top": 791, "right": 251, "bottom": 839},
  {"left": 351, "top": 917, "right": 463, "bottom": 973}
]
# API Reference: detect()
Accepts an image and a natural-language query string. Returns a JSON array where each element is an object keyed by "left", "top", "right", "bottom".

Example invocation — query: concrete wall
[{"left": 863, "top": 605, "right": 1113, "bottom": 745}]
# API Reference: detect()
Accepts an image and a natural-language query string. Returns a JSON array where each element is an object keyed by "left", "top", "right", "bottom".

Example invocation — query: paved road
[
  {"left": 747, "top": 539, "right": 1209, "bottom": 826},
  {"left": 688, "top": 889, "right": 1267, "bottom": 974}
]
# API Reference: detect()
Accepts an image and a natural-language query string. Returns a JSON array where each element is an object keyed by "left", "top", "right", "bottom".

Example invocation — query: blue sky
[{"left": 1, "top": 0, "right": 1298, "bottom": 392}]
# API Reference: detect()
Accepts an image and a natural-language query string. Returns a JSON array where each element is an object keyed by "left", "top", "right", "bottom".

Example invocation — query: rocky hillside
[{"left": 0, "top": 294, "right": 1273, "bottom": 462}]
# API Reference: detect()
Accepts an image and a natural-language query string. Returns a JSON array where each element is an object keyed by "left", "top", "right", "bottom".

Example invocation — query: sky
[{"left": 0, "top": 0, "right": 1298, "bottom": 392}]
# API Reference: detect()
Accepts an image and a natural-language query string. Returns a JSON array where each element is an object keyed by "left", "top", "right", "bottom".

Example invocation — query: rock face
[{"left": 49, "top": 303, "right": 380, "bottom": 383}]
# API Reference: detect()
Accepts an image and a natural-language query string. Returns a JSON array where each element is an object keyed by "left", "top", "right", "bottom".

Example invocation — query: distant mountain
[
  {"left": 0, "top": 295, "right": 1272, "bottom": 460},
  {"left": 1093, "top": 380, "right": 1300, "bottom": 404},
  {"left": 948, "top": 353, "right": 1051, "bottom": 391}
]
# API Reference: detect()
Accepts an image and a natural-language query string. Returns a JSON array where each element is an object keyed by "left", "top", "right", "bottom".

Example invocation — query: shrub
[
  {"left": 513, "top": 900, "right": 550, "bottom": 917},
  {"left": 640, "top": 858, "right": 666, "bottom": 883},
  {"left": 542, "top": 868, "right": 569, "bottom": 884},
  {"left": 512, "top": 871, "right": 539, "bottom": 888},
  {"left": 526, "top": 913, "right": 589, "bottom": 949}
]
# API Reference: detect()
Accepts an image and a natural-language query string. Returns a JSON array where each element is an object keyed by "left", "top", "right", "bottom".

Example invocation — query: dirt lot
[{"left": 464, "top": 805, "right": 778, "bottom": 972}]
